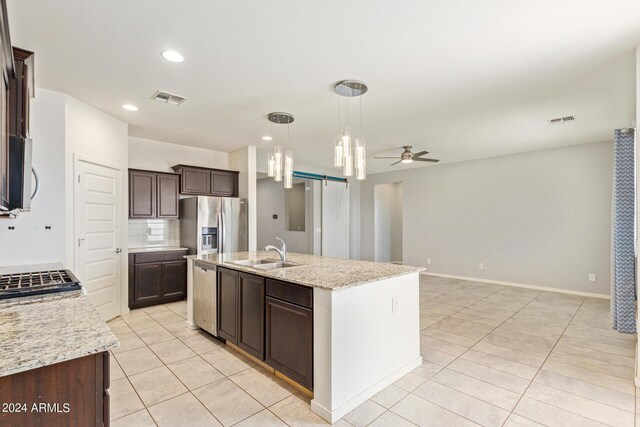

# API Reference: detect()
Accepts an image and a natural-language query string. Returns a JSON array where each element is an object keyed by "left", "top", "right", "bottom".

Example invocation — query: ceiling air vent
[
  {"left": 547, "top": 115, "right": 576, "bottom": 125},
  {"left": 151, "top": 90, "right": 186, "bottom": 106}
]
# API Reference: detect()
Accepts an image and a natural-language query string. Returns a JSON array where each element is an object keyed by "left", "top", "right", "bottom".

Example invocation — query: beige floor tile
[
  {"left": 193, "top": 378, "right": 263, "bottom": 426},
  {"left": 541, "top": 360, "right": 635, "bottom": 395},
  {"left": 524, "top": 382, "right": 634, "bottom": 426},
  {"left": 108, "top": 318, "right": 132, "bottom": 334},
  {"left": 390, "top": 394, "right": 477, "bottom": 427},
  {"left": 149, "top": 338, "right": 196, "bottom": 364},
  {"left": 128, "top": 366, "right": 188, "bottom": 406},
  {"left": 111, "top": 409, "right": 157, "bottom": 427},
  {"left": 136, "top": 325, "right": 175, "bottom": 345},
  {"left": 111, "top": 331, "right": 146, "bottom": 354},
  {"left": 413, "top": 380, "right": 510, "bottom": 426},
  {"left": 421, "top": 327, "right": 479, "bottom": 347},
  {"left": 110, "top": 378, "right": 145, "bottom": 420},
  {"left": 143, "top": 305, "right": 172, "bottom": 315},
  {"left": 514, "top": 396, "right": 608, "bottom": 426},
  {"left": 269, "top": 395, "right": 330, "bottom": 426},
  {"left": 163, "top": 320, "right": 201, "bottom": 338},
  {"left": 472, "top": 341, "right": 545, "bottom": 368},
  {"left": 228, "top": 367, "right": 296, "bottom": 407},
  {"left": 149, "top": 310, "right": 184, "bottom": 325},
  {"left": 421, "top": 336, "right": 469, "bottom": 357},
  {"left": 460, "top": 348, "right": 538, "bottom": 380},
  {"left": 558, "top": 336, "right": 634, "bottom": 357},
  {"left": 148, "top": 392, "right": 222, "bottom": 427},
  {"left": 432, "top": 368, "right": 521, "bottom": 410},
  {"left": 166, "top": 355, "right": 225, "bottom": 390},
  {"left": 181, "top": 332, "right": 225, "bottom": 354},
  {"left": 124, "top": 316, "right": 161, "bottom": 331},
  {"left": 114, "top": 346, "right": 164, "bottom": 376},
  {"left": 482, "top": 334, "right": 552, "bottom": 357},
  {"left": 553, "top": 341, "right": 635, "bottom": 367},
  {"left": 411, "top": 361, "right": 443, "bottom": 379},
  {"left": 201, "top": 348, "right": 253, "bottom": 376},
  {"left": 234, "top": 409, "right": 288, "bottom": 426},
  {"left": 109, "top": 353, "right": 125, "bottom": 380},
  {"left": 420, "top": 346, "right": 457, "bottom": 366},
  {"left": 342, "top": 400, "right": 386, "bottom": 427},
  {"left": 371, "top": 385, "right": 409, "bottom": 409},
  {"left": 503, "top": 414, "right": 545, "bottom": 426},
  {"left": 393, "top": 372, "right": 428, "bottom": 392},
  {"left": 447, "top": 358, "right": 531, "bottom": 394},
  {"left": 535, "top": 370, "right": 635, "bottom": 412},
  {"left": 548, "top": 351, "right": 634, "bottom": 379},
  {"left": 368, "top": 411, "right": 417, "bottom": 427}
]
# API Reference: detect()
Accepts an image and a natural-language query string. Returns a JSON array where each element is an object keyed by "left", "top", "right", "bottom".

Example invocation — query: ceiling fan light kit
[{"left": 333, "top": 80, "right": 367, "bottom": 181}]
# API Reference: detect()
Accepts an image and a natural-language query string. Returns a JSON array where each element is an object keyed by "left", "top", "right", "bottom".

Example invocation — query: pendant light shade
[
  {"left": 267, "top": 153, "right": 275, "bottom": 177},
  {"left": 273, "top": 146, "right": 283, "bottom": 182},
  {"left": 284, "top": 150, "right": 293, "bottom": 189},
  {"left": 332, "top": 80, "right": 368, "bottom": 180}
]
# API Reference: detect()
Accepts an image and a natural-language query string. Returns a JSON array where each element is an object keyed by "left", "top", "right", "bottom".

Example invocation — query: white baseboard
[
  {"left": 311, "top": 356, "right": 422, "bottom": 423},
  {"left": 421, "top": 271, "right": 610, "bottom": 300}
]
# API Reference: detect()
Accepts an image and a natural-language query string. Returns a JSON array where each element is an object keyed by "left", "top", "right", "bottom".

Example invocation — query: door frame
[{"left": 73, "top": 153, "right": 128, "bottom": 317}]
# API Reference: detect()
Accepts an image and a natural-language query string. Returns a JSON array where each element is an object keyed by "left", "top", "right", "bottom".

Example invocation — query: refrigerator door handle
[{"left": 217, "top": 209, "right": 223, "bottom": 253}]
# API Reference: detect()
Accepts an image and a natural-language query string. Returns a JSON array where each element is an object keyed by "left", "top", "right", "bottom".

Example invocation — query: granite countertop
[
  {"left": 0, "top": 264, "right": 119, "bottom": 378},
  {"left": 129, "top": 246, "right": 189, "bottom": 254},
  {"left": 187, "top": 251, "right": 423, "bottom": 291}
]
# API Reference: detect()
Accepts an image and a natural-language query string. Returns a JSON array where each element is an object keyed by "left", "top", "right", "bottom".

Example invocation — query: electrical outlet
[
  {"left": 478, "top": 263, "right": 484, "bottom": 270},
  {"left": 392, "top": 297, "right": 398, "bottom": 313},
  {"left": 588, "top": 274, "right": 596, "bottom": 282},
  {"left": 427, "top": 258, "right": 431, "bottom": 265}
]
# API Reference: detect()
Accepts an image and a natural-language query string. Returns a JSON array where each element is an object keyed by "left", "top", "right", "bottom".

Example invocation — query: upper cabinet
[
  {"left": 0, "top": 0, "right": 15, "bottom": 211},
  {"left": 172, "top": 165, "right": 238, "bottom": 197},
  {"left": 128, "top": 169, "right": 179, "bottom": 219},
  {"left": 8, "top": 48, "right": 34, "bottom": 138}
]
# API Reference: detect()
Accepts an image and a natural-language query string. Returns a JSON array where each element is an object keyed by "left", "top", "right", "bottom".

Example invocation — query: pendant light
[
  {"left": 267, "top": 112, "right": 295, "bottom": 188},
  {"left": 333, "top": 80, "right": 368, "bottom": 180}
]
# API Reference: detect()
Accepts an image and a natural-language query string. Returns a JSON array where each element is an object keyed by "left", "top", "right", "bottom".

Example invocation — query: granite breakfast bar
[{"left": 185, "top": 251, "right": 424, "bottom": 423}]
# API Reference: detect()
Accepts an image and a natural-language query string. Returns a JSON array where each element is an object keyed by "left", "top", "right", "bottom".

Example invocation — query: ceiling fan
[{"left": 373, "top": 146, "right": 439, "bottom": 166}]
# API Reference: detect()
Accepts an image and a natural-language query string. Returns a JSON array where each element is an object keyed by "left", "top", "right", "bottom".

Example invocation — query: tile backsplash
[{"left": 128, "top": 219, "right": 180, "bottom": 249}]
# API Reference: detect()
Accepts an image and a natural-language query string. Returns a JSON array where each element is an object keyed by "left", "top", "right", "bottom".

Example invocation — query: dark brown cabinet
[
  {"left": 217, "top": 267, "right": 239, "bottom": 344},
  {"left": 157, "top": 173, "right": 180, "bottom": 218},
  {"left": 238, "top": 272, "right": 265, "bottom": 360},
  {"left": 0, "top": 351, "right": 110, "bottom": 427},
  {"left": 8, "top": 48, "right": 34, "bottom": 138},
  {"left": 129, "top": 250, "right": 187, "bottom": 309},
  {"left": 265, "top": 279, "right": 313, "bottom": 390},
  {"left": 128, "top": 169, "right": 179, "bottom": 219},
  {"left": 172, "top": 164, "right": 239, "bottom": 197}
]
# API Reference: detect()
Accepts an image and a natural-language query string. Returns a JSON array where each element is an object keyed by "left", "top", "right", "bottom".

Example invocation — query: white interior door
[
  {"left": 321, "top": 180, "right": 349, "bottom": 259},
  {"left": 74, "top": 158, "right": 122, "bottom": 320}
]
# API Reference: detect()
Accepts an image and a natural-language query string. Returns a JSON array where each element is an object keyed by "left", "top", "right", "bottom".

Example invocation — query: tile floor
[{"left": 107, "top": 275, "right": 638, "bottom": 426}]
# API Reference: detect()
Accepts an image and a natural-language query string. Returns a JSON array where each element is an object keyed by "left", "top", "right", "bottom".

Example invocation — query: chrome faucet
[{"left": 264, "top": 237, "right": 286, "bottom": 262}]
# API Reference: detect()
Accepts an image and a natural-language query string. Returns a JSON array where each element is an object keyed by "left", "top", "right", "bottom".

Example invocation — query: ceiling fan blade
[
  {"left": 374, "top": 156, "right": 400, "bottom": 159},
  {"left": 413, "top": 157, "right": 439, "bottom": 163},
  {"left": 412, "top": 151, "right": 429, "bottom": 157},
  {"left": 390, "top": 160, "right": 401, "bottom": 166}
]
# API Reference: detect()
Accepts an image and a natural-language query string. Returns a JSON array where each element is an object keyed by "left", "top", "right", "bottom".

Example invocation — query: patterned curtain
[{"left": 611, "top": 128, "right": 636, "bottom": 333}]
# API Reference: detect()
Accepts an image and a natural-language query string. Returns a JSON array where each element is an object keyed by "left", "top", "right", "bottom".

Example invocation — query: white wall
[
  {"left": 361, "top": 141, "right": 614, "bottom": 296},
  {"left": 128, "top": 136, "right": 229, "bottom": 172},
  {"left": 0, "top": 89, "right": 66, "bottom": 266},
  {"left": 374, "top": 182, "right": 403, "bottom": 263}
]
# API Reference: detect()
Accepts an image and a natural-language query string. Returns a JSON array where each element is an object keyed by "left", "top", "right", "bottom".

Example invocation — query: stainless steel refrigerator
[{"left": 180, "top": 197, "right": 248, "bottom": 255}]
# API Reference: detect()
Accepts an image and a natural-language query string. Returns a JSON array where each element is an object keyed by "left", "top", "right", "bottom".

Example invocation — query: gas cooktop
[{"left": 0, "top": 269, "right": 82, "bottom": 300}]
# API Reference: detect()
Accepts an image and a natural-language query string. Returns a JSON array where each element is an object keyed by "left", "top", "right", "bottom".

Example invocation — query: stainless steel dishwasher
[{"left": 193, "top": 262, "right": 217, "bottom": 336}]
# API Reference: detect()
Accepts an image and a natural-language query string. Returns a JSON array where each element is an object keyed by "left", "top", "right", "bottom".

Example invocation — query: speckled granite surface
[
  {"left": 0, "top": 264, "right": 119, "bottom": 378},
  {"left": 187, "top": 251, "right": 423, "bottom": 291},
  {"left": 128, "top": 246, "right": 188, "bottom": 254}
]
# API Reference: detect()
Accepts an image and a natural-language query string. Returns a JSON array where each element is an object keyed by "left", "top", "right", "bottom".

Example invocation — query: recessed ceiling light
[
  {"left": 262, "top": 136, "right": 273, "bottom": 141},
  {"left": 161, "top": 50, "right": 184, "bottom": 63},
  {"left": 122, "top": 104, "right": 138, "bottom": 111}
]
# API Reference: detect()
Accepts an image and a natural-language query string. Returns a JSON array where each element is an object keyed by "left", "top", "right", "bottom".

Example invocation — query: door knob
[{"left": 115, "top": 248, "right": 122, "bottom": 254}]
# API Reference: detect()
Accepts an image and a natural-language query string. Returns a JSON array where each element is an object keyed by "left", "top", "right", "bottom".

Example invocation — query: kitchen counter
[
  {"left": 186, "top": 251, "right": 423, "bottom": 291},
  {"left": 0, "top": 264, "right": 119, "bottom": 378},
  {"left": 129, "top": 246, "right": 188, "bottom": 254}
]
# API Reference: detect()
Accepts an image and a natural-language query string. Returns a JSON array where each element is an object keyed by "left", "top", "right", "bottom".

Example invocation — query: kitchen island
[
  {"left": 186, "top": 251, "right": 423, "bottom": 423},
  {"left": 0, "top": 263, "right": 119, "bottom": 426}
]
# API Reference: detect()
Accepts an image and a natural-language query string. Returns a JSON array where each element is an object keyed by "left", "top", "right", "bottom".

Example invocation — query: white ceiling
[{"left": 7, "top": 0, "right": 640, "bottom": 174}]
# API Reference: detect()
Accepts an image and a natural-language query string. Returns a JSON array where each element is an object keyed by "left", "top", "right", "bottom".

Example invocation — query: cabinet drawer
[
  {"left": 134, "top": 250, "right": 187, "bottom": 264},
  {"left": 266, "top": 279, "right": 313, "bottom": 308}
]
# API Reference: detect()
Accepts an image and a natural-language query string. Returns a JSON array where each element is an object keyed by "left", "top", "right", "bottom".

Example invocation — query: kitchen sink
[{"left": 229, "top": 259, "right": 305, "bottom": 271}]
